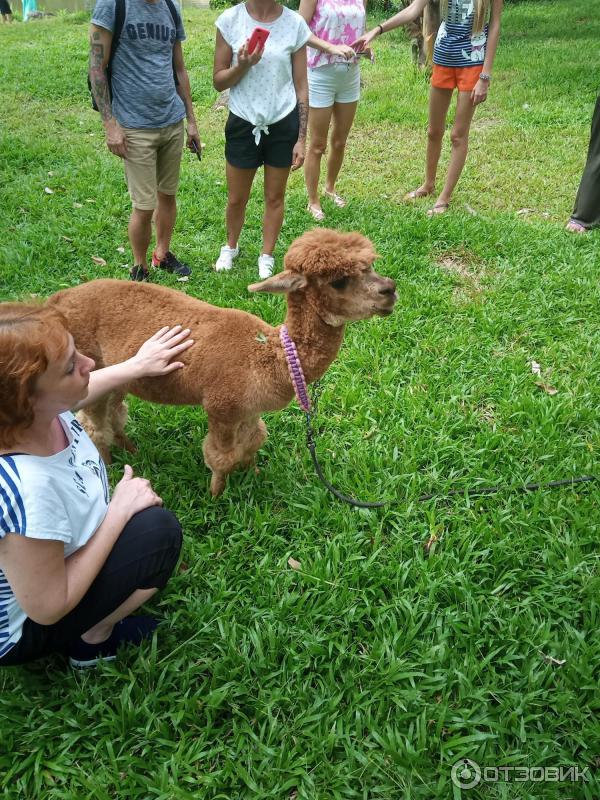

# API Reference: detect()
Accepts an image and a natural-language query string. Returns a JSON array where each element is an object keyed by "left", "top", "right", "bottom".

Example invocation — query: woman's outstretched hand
[
  {"left": 352, "top": 29, "right": 377, "bottom": 53},
  {"left": 128, "top": 325, "right": 194, "bottom": 378}
]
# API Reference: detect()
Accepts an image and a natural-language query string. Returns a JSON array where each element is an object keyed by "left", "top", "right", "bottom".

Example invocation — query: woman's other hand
[
  {"left": 291, "top": 139, "right": 306, "bottom": 171},
  {"left": 329, "top": 43, "right": 355, "bottom": 60},
  {"left": 129, "top": 325, "right": 194, "bottom": 378},
  {"left": 111, "top": 465, "right": 163, "bottom": 521},
  {"left": 471, "top": 79, "right": 489, "bottom": 106}
]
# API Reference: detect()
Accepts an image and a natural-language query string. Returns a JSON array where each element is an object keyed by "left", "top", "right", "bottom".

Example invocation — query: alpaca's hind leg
[
  {"left": 110, "top": 393, "right": 137, "bottom": 454},
  {"left": 203, "top": 417, "right": 268, "bottom": 497},
  {"left": 77, "top": 394, "right": 115, "bottom": 464},
  {"left": 237, "top": 418, "right": 268, "bottom": 470}
]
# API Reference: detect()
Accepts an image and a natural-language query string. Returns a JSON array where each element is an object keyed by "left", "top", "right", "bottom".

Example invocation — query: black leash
[{"left": 304, "top": 381, "right": 597, "bottom": 508}]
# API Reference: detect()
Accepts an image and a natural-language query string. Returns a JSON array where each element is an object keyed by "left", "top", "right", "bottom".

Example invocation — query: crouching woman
[{"left": 0, "top": 303, "right": 193, "bottom": 668}]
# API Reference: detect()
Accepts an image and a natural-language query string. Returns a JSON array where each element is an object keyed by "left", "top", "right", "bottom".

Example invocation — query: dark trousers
[
  {"left": 571, "top": 92, "right": 600, "bottom": 229},
  {"left": 0, "top": 507, "right": 182, "bottom": 666}
]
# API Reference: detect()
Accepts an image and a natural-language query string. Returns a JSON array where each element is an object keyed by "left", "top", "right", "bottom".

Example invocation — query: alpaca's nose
[{"left": 378, "top": 279, "right": 396, "bottom": 296}]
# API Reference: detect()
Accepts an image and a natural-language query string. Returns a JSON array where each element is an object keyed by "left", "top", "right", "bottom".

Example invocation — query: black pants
[
  {"left": 0, "top": 507, "right": 182, "bottom": 666},
  {"left": 571, "top": 92, "right": 600, "bottom": 229}
]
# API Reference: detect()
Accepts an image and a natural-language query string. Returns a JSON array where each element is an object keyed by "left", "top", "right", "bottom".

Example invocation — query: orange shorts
[{"left": 431, "top": 64, "right": 481, "bottom": 92}]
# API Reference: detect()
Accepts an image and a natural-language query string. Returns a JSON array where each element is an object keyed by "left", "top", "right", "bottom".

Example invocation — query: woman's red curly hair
[{"left": 0, "top": 303, "right": 70, "bottom": 449}]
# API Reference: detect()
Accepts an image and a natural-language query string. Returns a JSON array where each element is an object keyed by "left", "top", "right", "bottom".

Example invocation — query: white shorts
[{"left": 308, "top": 62, "right": 361, "bottom": 108}]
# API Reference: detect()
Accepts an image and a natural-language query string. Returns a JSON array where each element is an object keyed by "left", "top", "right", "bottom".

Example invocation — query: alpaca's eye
[{"left": 330, "top": 277, "right": 350, "bottom": 290}]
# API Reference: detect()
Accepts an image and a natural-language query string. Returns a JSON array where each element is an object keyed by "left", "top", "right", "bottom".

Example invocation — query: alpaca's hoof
[
  {"left": 114, "top": 433, "right": 137, "bottom": 454},
  {"left": 210, "top": 474, "right": 226, "bottom": 497},
  {"left": 98, "top": 445, "right": 113, "bottom": 465}
]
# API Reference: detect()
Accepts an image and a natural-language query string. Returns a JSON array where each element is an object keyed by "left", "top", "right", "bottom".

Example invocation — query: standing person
[
  {"left": 0, "top": 0, "right": 13, "bottom": 23},
  {"left": 354, "top": 0, "right": 503, "bottom": 216},
  {"left": 300, "top": 0, "right": 366, "bottom": 222},
  {"left": 566, "top": 91, "right": 600, "bottom": 233},
  {"left": 213, "top": 0, "right": 311, "bottom": 278},
  {"left": 0, "top": 303, "right": 194, "bottom": 667},
  {"left": 89, "top": 0, "right": 201, "bottom": 282}
]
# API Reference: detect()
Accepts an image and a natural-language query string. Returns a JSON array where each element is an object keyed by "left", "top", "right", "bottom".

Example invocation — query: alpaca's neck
[{"left": 283, "top": 295, "right": 345, "bottom": 384}]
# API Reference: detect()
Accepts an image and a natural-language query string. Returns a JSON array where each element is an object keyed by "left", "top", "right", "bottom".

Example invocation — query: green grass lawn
[{"left": 1, "top": 2, "right": 599, "bottom": 797}]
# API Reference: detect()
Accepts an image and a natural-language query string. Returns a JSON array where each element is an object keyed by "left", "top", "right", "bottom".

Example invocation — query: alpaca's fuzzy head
[{"left": 249, "top": 228, "right": 397, "bottom": 326}]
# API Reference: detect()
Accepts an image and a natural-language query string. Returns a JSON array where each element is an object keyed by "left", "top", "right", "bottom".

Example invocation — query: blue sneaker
[{"left": 68, "top": 615, "right": 158, "bottom": 669}]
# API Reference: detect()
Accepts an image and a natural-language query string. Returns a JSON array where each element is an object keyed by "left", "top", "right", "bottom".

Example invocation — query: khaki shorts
[{"left": 123, "top": 120, "right": 185, "bottom": 210}]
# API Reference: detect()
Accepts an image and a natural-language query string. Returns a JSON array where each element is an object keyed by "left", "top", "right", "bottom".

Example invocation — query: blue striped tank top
[{"left": 433, "top": 0, "right": 488, "bottom": 68}]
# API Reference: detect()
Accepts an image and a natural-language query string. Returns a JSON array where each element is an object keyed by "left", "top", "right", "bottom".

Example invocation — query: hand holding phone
[
  {"left": 247, "top": 26, "right": 270, "bottom": 55},
  {"left": 191, "top": 139, "right": 202, "bottom": 161}
]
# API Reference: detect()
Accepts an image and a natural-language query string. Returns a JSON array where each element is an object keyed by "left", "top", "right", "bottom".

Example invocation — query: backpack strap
[
  {"left": 163, "top": 0, "right": 181, "bottom": 87},
  {"left": 108, "top": 0, "right": 126, "bottom": 68},
  {"left": 164, "top": 0, "right": 181, "bottom": 30}
]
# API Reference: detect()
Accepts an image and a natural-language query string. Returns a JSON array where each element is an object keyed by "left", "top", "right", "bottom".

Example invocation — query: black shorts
[
  {"left": 0, "top": 507, "right": 182, "bottom": 666},
  {"left": 0, "top": 0, "right": 12, "bottom": 13},
  {"left": 225, "top": 107, "right": 300, "bottom": 169}
]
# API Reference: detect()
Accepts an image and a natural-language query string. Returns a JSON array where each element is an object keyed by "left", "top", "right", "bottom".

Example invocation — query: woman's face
[{"left": 34, "top": 333, "right": 96, "bottom": 415}]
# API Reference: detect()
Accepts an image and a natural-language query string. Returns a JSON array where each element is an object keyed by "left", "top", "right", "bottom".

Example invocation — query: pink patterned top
[{"left": 307, "top": 0, "right": 366, "bottom": 70}]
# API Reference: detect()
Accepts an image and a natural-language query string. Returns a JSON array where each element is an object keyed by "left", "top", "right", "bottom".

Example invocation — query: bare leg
[
  {"left": 324, "top": 100, "right": 358, "bottom": 196},
  {"left": 81, "top": 588, "right": 157, "bottom": 644},
  {"left": 435, "top": 90, "right": 477, "bottom": 207},
  {"left": 154, "top": 191, "right": 177, "bottom": 261},
  {"left": 262, "top": 165, "right": 291, "bottom": 255},
  {"left": 128, "top": 208, "right": 154, "bottom": 268},
  {"left": 410, "top": 86, "right": 453, "bottom": 198},
  {"left": 225, "top": 162, "right": 257, "bottom": 248},
  {"left": 304, "top": 105, "right": 334, "bottom": 210}
]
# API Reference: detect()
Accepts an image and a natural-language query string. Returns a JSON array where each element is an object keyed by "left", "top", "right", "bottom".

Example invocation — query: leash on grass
[{"left": 303, "top": 380, "right": 598, "bottom": 509}]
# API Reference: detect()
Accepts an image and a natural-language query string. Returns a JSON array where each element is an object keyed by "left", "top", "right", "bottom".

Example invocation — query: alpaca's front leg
[
  {"left": 77, "top": 394, "right": 115, "bottom": 464},
  {"left": 203, "top": 417, "right": 268, "bottom": 497}
]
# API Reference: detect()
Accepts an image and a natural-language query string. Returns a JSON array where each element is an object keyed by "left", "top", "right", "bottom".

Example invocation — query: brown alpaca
[{"left": 48, "top": 228, "right": 397, "bottom": 496}]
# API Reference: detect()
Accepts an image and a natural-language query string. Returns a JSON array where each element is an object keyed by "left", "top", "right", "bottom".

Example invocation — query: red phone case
[{"left": 247, "top": 26, "right": 270, "bottom": 54}]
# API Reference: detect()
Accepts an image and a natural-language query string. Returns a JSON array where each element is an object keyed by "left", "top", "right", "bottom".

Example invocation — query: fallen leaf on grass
[
  {"left": 540, "top": 653, "right": 566, "bottom": 666},
  {"left": 61, "top": 235, "right": 73, "bottom": 242},
  {"left": 530, "top": 360, "right": 542, "bottom": 376},
  {"left": 423, "top": 533, "right": 439, "bottom": 554},
  {"left": 91, "top": 256, "right": 107, "bottom": 266},
  {"left": 47, "top": 171, "right": 54, "bottom": 177},
  {"left": 116, "top": 245, "right": 125, "bottom": 253},
  {"left": 178, "top": 561, "right": 189, "bottom": 573},
  {"left": 289, "top": 791, "right": 298, "bottom": 800},
  {"left": 44, "top": 187, "right": 54, "bottom": 194},
  {"left": 536, "top": 381, "right": 558, "bottom": 396},
  {"left": 517, "top": 208, "right": 533, "bottom": 216},
  {"left": 85, "top": 198, "right": 96, "bottom": 204},
  {"left": 177, "top": 276, "right": 189, "bottom": 282},
  {"left": 465, "top": 204, "right": 477, "bottom": 216},
  {"left": 287, "top": 557, "right": 301, "bottom": 570},
  {"left": 73, "top": 202, "right": 83, "bottom": 208}
]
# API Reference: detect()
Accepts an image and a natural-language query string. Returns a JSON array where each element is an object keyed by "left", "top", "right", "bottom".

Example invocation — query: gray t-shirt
[{"left": 92, "top": 0, "right": 186, "bottom": 129}]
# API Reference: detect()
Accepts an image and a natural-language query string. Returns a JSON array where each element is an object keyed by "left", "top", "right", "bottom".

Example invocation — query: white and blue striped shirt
[
  {"left": 0, "top": 413, "right": 109, "bottom": 658},
  {"left": 433, "top": 0, "right": 488, "bottom": 68}
]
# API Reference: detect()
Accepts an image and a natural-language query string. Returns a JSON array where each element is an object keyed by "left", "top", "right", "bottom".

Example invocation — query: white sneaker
[
  {"left": 214, "top": 244, "right": 239, "bottom": 272},
  {"left": 258, "top": 253, "right": 275, "bottom": 279}
]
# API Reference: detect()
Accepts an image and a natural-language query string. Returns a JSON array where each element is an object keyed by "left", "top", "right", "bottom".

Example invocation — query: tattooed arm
[
  {"left": 89, "top": 24, "right": 127, "bottom": 158},
  {"left": 291, "top": 44, "right": 308, "bottom": 171}
]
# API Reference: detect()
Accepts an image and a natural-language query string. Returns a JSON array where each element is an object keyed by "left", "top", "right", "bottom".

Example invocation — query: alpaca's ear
[{"left": 248, "top": 271, "right": 308, "bottom": 294}]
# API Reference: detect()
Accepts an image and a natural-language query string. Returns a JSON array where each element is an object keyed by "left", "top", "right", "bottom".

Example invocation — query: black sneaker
[
  {"left": 68, "top": 615, "right": 159, "bottom": 669},
  {"left": 130, "top": 264, "right": 150, "bottom": 282},
  {"left": 152, "top": 250, "right": 192, "bottom": 277}
]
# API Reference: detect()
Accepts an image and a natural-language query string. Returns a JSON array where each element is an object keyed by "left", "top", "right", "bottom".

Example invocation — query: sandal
[
  {"left": 324, "top": 190, "right": 346, "bottom": 208},
  {"left": 307, "top": 203, "right": 325, "bottom": 222},
  {"left": 427, "top": 202, "right": 449, "bottom": 217},
  {"left": 405, "top": 187, "right": 434, "bottom": 201},
  {"left": 565, "top": 220, "right": 588, "bottom": 233}
]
